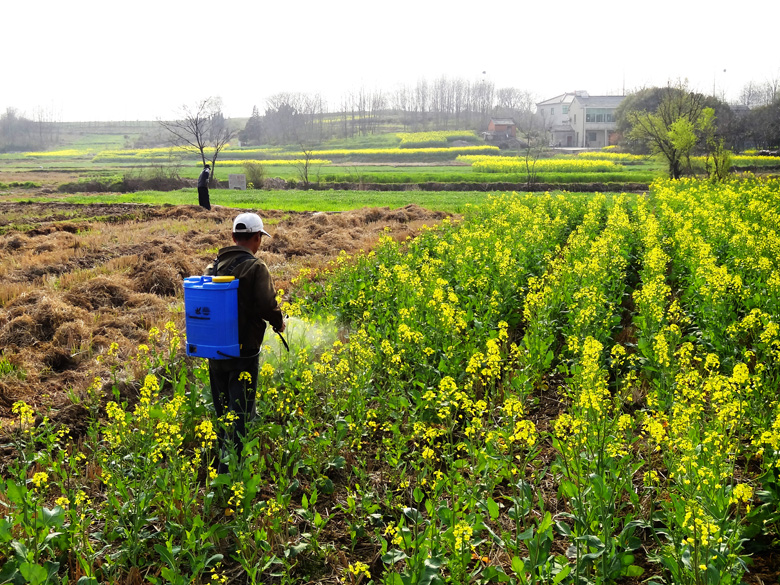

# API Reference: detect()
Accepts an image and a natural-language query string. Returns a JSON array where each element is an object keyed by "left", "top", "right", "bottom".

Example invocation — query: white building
[{"left": 536, "top": 91, "right": 624, "bottom": 148}]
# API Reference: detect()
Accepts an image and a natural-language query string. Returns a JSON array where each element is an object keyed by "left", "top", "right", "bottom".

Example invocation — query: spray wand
[
  {"left": 275, "top": 330, "right": 290, "bottom": 352},
  {"left": 274, "top": 314, "right": 290, "bottom": 352}
]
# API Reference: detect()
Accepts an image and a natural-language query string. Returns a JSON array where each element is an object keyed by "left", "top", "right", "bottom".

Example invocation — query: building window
[
  {"left": 587, "top": 132, "right": 597, "bottom": 142},
  {"left": 585, "top": 108, "right": 615, "bottom": 123},
  {"left": 551, "top": 108, "right": 555, "bottom": 116},
  {"left": 562, "top": 106, "right": 569, "bottom": 114},
  {"left": 574, "top": 114, "right": 577, "bottom": 124}
]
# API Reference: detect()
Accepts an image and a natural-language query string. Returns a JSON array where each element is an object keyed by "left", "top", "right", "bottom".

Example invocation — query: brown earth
[{"left": 0, "top": 191, "right": 449, "bottom": 423}]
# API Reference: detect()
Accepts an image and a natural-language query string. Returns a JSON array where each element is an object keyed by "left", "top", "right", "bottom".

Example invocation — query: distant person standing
[{"left": 198, "top": 164, "right": 211, "bottom": 210}]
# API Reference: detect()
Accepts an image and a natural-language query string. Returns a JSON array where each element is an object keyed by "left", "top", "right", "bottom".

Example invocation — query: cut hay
[
  {"left": 94, "top": 315, "right": 148, "bottom": 343},
  {"left": 52, "top": 319, "right": 91, "bottom": 349},
  {"left": 64, "top": 277, "right": 133, "bottom": 310},
  {"left": 40, "top": 343, "right": 79, "bottom": 373},
  {"left": 0, "top": 314, "right": 40, "bottom": 348},
  {"left": 3, "top": 295, "right": 90, "bottom": 346},
  {"left": 133, "top": 261, "right": 182, "bottom": 296}
]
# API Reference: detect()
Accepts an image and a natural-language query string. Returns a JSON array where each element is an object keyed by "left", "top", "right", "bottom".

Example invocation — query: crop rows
[
  {"left": 2, "top": 178, "right": 779, "bottom": 584},
  {"left": 89, "top": 145, "right": 501, "bottom": 164},
  {"left": 459, "top": 156, "right": 624, "bottom": 174}
]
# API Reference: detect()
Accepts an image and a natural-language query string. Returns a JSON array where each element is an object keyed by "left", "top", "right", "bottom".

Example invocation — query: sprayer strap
[
  {"left": 221, "top": 253, "right": 256, "bottom": 276},
  {"left": 213, "top": 252, "right": 256, "bottom": 278}
]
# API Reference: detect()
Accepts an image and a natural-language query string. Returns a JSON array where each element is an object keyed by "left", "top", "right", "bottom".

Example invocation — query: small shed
[{"left": 487, "top": 118, "right": 517, "bottom": 137}]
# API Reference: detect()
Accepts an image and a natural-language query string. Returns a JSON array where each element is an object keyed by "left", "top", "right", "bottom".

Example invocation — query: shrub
[{"left": 243, "top": 161, "right": 266, "bottom": 189}]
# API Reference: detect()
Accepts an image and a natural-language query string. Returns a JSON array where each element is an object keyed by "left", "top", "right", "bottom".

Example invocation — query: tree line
[
  {"left": 617, "top": 80, "right": 780, "bottom": 180},
  {"left": 3, "top": 75, "right": 777, "bottom": 157},
  {"left": 0, "top": 107, "right": 61, "bottom": 152},
  {"left": 239, "top": 77, "right": 537, "bottom": 145}
]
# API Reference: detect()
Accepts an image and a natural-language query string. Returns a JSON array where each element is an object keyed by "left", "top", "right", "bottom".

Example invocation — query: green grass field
[
  {"left": 1, "top": 126, "right": 710, "bottom": 191},
  {"left": 5, "top": 188, "right": 508, "bottom": 213}
]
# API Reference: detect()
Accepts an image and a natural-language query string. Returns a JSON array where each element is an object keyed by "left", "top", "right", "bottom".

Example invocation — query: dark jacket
[
  {"left": 205, "top": 246, "right": 284, "bottom": 350},
  {"left": 197, "top": 167, "right": 211, "bottom": 189}
]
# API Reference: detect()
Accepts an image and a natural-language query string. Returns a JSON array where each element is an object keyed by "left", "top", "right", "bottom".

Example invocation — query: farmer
[
  {"left": 205, "top": 212, "right": 285, "bottom": 473},
  {"left": 197, "top": 163, "right": 211, "bottom": 210}
]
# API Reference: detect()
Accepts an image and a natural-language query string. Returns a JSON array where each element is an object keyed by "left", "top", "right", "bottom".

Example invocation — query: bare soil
[{"left": 0, "top": 187, "right": 449, "bottom": 423}]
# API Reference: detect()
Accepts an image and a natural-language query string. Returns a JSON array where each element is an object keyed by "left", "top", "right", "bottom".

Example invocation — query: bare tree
[
  {"left": 33, "top": 105, "right": 59, "bottom": 149},
  {"left": 518, "top": 114, "right": 548, "bottom": 186},
  {"left": 0, "top": 107, "right": 35, "bottom": 151},
  {"left": 391, "top": 85, "right": 413, "bottom": 130},
  {"left": 740, "top": 81, "right": 763, "bottom": 108},
  {"left": 158, "top": 97, "right": 236, "bottom": 182},
  {"left": 414, "top": 79, "right": 430, "bottom": 129},
  {"left": 295, "top": 143, "right": 318, "bottom": 187}
]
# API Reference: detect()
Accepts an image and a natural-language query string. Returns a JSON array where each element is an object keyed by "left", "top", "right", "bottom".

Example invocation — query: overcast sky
[{"left": 4, "top": 0, "right": 779, "bottom": 122}]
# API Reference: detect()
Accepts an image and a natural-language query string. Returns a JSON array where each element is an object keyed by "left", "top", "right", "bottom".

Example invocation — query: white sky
[{"left": 4, "top": 0, "right": 779, "bottom": 122}]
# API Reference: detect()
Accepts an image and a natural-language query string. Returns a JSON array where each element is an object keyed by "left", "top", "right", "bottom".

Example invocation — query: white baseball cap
[{"left": 232, "top": 212, "right": 271, "bottom": 237}]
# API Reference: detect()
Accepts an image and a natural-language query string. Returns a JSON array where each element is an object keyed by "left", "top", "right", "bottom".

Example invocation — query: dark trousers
[
  {"left": 198, "top": 186, "right": 211, "bottom": 210},
  {"left": 208, "top": 353, "right": 259, "bottom": 469}
]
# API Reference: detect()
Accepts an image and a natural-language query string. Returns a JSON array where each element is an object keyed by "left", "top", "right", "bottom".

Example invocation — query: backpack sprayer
[{"left": 183, "top": 275, "right": 288, "bottom": 359}]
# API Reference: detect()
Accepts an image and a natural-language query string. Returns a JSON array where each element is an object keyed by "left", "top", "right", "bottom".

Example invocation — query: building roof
[
  {"left": 490, "top": 118, "right": 516, "bottom": 125},
  {"left": 536, "top": 91, "right": 588, "bottom": 107},
  {"left": 572, "top": 95, "right": 625, "bottom": 108}
]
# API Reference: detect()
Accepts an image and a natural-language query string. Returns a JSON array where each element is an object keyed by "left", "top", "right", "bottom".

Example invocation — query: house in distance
[
  {"left": 536, "top": 91, "right": 624, "bottom": 148},
  {"left": 483, "top": 118, "right": 517, "bottom": 147}
]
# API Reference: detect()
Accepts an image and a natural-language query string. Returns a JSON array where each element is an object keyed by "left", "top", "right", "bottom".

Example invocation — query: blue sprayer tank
[{"left": 183, "top": 275, "right": 240, "bottom": 359}]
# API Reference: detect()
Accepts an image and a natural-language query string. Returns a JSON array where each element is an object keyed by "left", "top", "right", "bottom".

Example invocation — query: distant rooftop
[
  {"left": 536, "top": 91, "right": 589, "bottom": 107},
  {"left": 573, "top": 95, "right": 625, "bottom": 108}
]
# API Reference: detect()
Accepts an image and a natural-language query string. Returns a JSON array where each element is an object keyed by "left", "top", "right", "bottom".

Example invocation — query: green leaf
[
  {"left": 41, "top": 506, "right": 65, "bottom": 529},
  {"left": 576, "top": 534, "right": 605, "bottom": 550},
  {"left": 284, "top": 542, "right": 308, "bottom": 558},
  {"left": 210, "top": 474, "right": 231, "bottom": 487},
  {"left": 154, "top": 544, "right": 176, "bottom": 568},
  {"left": 0, "top": 520, "right": 12, "bottom": 544},
  {"left": 381, "top": 549, "right": 408, "bottom": 564},
  {"left": 385, "top": 574, "right": 404, "bottom": 585},
  {"left": 576, "top": 534, "right": 606, "bottom": 561},
  {"left": 437, "top": 505, "right": 453, "bottom": 525},
  {"left": 403, "top": 507, "right": 422, "bottom": 524},
  {"left": 20, "top": 562, "right": 47, "bottom": 585},
  {"left": 0, "top": 559, "right": 19, "bottom": 583},
  {"left": 486, "top": 498, "right": 500, "bottom": 521},
  {"left": 11, "top": 541, "right": 29, "bottom": 563},
  {"left": 516, "top": 526, "right": 534, "bottom": 540},
  {"left": 555, "top": 520, "right": 572, "bottom": 536},
  {"left": 621, "top": 565, "right": 645, "bottom": 577},
  {"left": 481, "top": 566, "right": 511, "bottom": 582},
  {"left": 537, "top": 511, "right": 553, "bottom": 533},
  {"left": 419, "top": 558, "right": 443, "bottom": 585},
  {"left": 559, "top": 480, "right": 578, "bottom": 498},
  {"left": 327, "top": 455, "right": 346, "bottom": 470},
  {"left": 511, "top": 556, "right": 525, "bottom": 573},
  {"left": 553, "top": 563, "right": 572, "bottom": 584},
  {"left": 705, "top": 565, "right": 720, "bottom": 585},
  {"left": 4, "top": 481, "right": 24, "bottom": 505}
]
